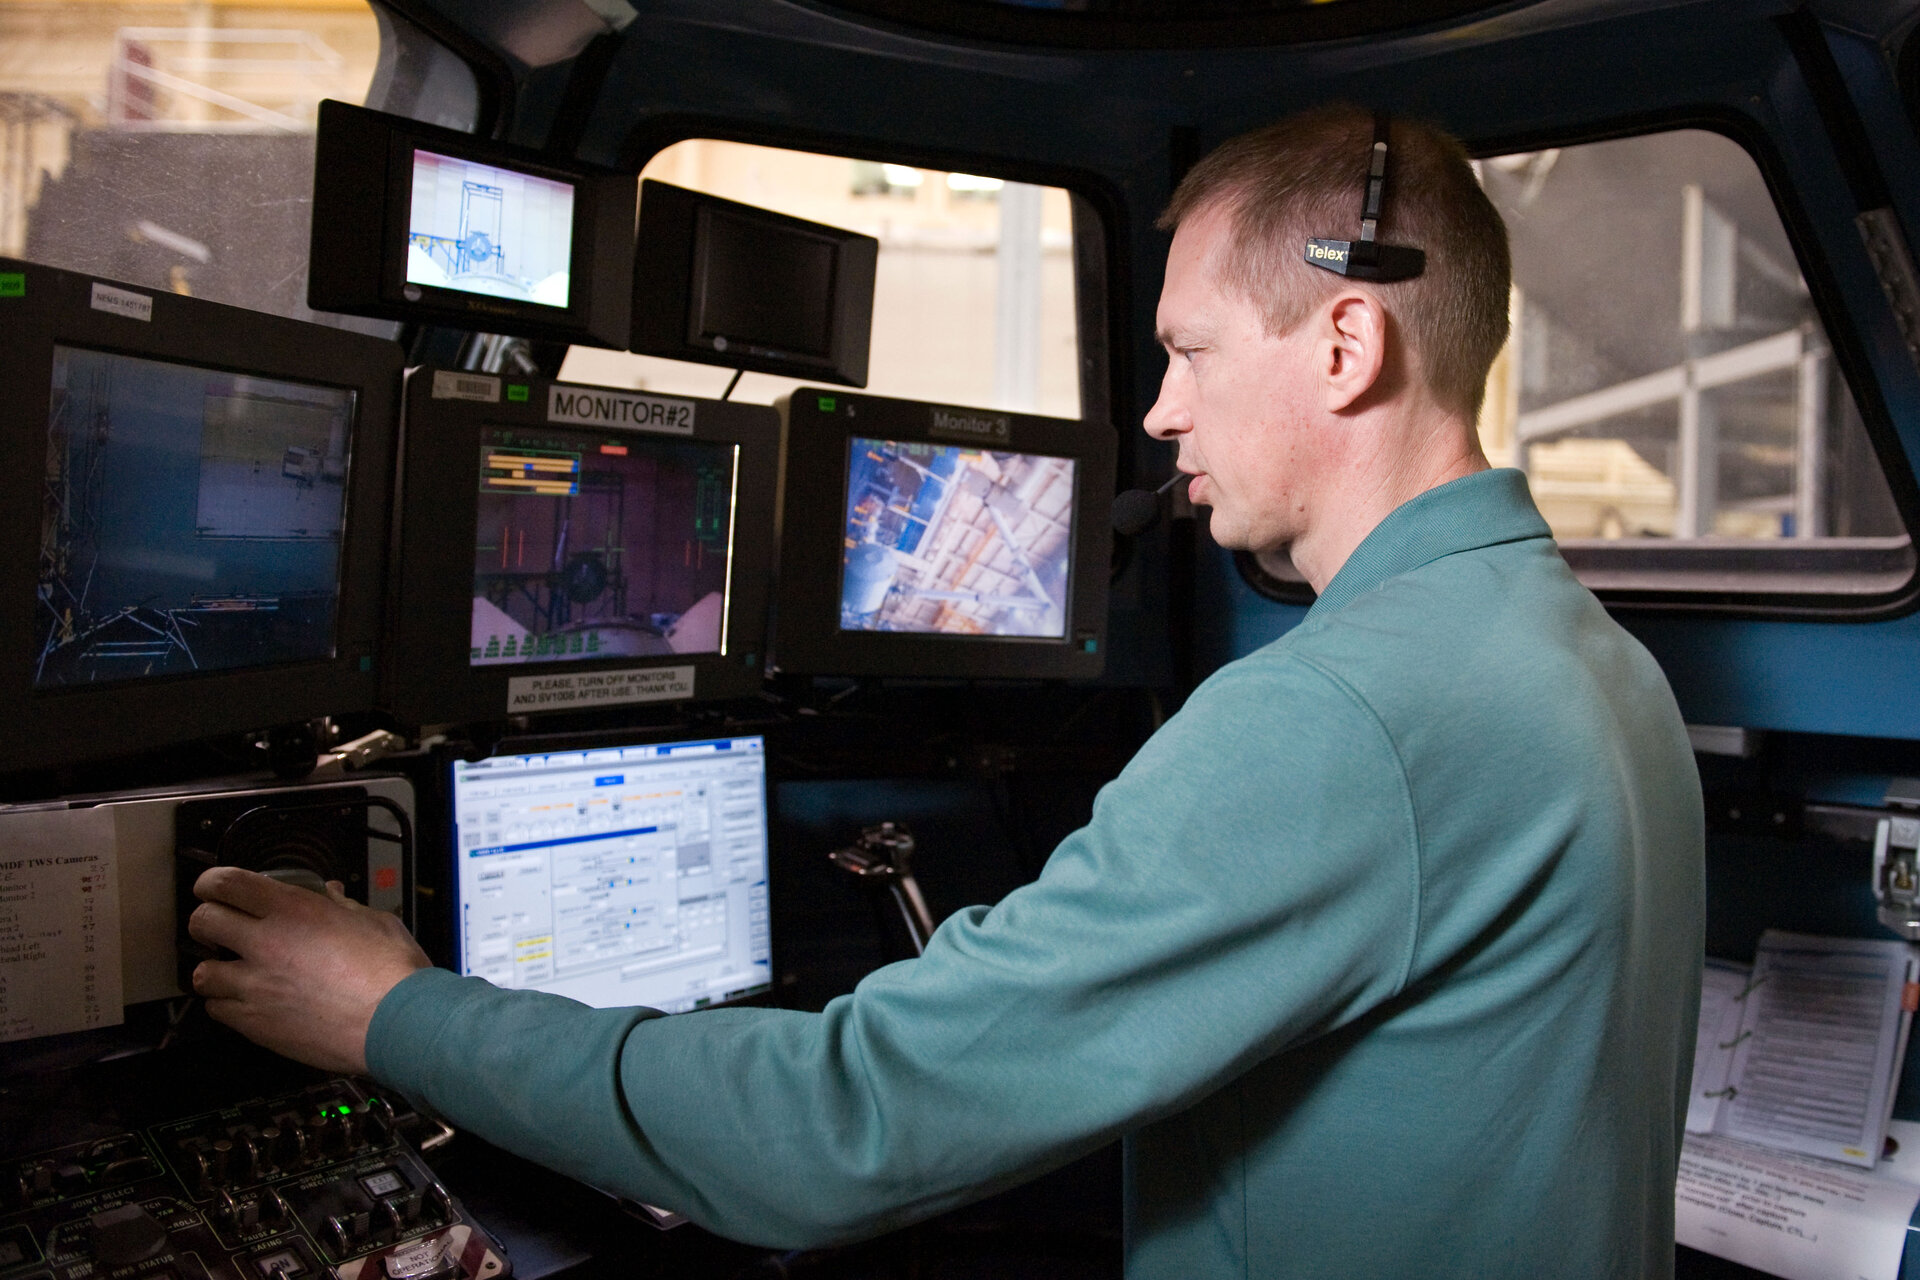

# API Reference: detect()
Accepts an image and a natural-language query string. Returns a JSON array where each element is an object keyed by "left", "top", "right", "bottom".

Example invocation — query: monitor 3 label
[
  {"left": 547, "top": 386, "right": 695, "bottom": 434},
  {"left": 505, "top": 664, "right": 695, "bottom": 712}
]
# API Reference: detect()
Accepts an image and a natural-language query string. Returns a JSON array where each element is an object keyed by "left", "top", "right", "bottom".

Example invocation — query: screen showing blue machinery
[
  {"left": 840, "top": 437, "right": 1077, "bottom": 638},
  {"left": 35, "top": 346, "right": 354, "bottom": 687},
  {"left": 470, "top": 424, "right": 737, "bottom": 667},
  {"left": 407, "top": 149, "right": 576, "bottom": 309},
  {"left": 450, "top": 735, "right": 772, "bottom": 1014}
]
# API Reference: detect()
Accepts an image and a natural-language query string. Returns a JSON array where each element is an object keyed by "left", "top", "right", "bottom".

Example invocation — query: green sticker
[
  {"left": 817, "top": 396, "right": 836, "bottom": 412},
  {"left": 507, "top": 383, "right": 530, "bottom": 402},
  {"left": 0, "top": 273, "right": 23, "bottom": 298}
]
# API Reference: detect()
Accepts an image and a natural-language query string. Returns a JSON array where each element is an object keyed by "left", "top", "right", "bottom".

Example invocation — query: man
[{"left": 191, "top": 105, "right": 1703, "bottom": 1277}]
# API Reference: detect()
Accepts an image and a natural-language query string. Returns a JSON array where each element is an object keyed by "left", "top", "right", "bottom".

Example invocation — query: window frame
[{"left": 1233, "top": 107, "right": 1920, "bottom": 619}]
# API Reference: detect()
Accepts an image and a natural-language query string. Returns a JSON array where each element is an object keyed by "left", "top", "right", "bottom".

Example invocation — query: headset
[{"left": 1304, "top": 113, "right": 1427, "bottom": 283}]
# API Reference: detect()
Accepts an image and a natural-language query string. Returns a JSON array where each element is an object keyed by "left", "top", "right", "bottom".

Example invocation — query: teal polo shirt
[{"left": 370, "top": 467, "right": 1705, "bottom": 1278}]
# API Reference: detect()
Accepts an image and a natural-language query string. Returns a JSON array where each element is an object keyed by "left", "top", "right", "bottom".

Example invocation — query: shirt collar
[{"left": 1305, "top": 468, "right": 1552, "bottom": 619}]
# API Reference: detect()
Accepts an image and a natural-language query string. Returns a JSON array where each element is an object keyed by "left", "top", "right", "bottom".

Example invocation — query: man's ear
[{"left": 1320, "top": 291, "right": 1387, "bottom": 414}]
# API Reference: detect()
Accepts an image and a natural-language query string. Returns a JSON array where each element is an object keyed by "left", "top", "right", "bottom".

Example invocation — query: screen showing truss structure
[
  {"left": 35, "top": 346, "right": 353, "bottom": 687},
  {"left": 406, "top": 149, "right": 576, "bottom": 309}
]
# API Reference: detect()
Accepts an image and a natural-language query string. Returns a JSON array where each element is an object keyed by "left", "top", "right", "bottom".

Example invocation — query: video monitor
[
  {"left": 631, "top": 180, "right": 877, "bottom": 387},
  {"left": 36, "top": 349, "right": 353, "bottom": 687},
  {"left": 840, "top": 438, "right": 1077, "bottom": 638},
  {"left": 775, "top": 389, "right": 1114, "bottom": 680},
  {"left": 309, "top": 100, "right": 633, "bottom": 347},
  {"left": 385, "top": 369, "right": 779, "bottom": 727},
  {"left": 469, "top": 424, "right": 736, "bottom": 667},
  {"left": 405, "top": 149, "right": 576, "bottom": 309},
  {"left": 0, "top": 258, "right": 401, "bottom": 774},
  {"left": 449, "top": 734, "right": 772, "bottom": 1014}
]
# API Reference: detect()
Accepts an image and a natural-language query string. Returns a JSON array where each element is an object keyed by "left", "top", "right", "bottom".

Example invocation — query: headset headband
[{"left": 1304, "top": 112, "right": 1427, "bottom": 283}]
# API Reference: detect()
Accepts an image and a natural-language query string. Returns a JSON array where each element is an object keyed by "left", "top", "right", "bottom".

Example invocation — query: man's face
[{"left": 1143, "top": 203, "right": 1324, "bottom": 552}]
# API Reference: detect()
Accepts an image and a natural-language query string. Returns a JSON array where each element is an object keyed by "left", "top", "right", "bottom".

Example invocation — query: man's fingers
[
  {"left": 192, "top": 956, "right": 247, "bottom": 1001},
  {"left": 187, "top": 899, "right": 263, "bottom": 953},
  {"left": 196, "top": 864, "right": 335, "bottom": 918}
]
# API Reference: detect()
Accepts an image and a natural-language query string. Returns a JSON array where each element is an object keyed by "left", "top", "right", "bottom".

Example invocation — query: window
[
  {"left": 0, "top": 0, "right": 475, "bottom": 326},
  {"left": 561, "top": 140, "right": 1083, "bottom": 419},
  {"left": 1244, "top": 127, "right": 1913, "bottom": 604}
]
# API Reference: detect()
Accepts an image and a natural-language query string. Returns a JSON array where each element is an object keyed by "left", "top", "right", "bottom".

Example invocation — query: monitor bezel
[
  {"left": 384, "top": 368, "right": 779, "bottom": 727},
  {"left": 444, "top": 727, "right": 774, "bottom": 1014},
  {"left": 309, "top": 100, "right": 635, "bottom": 348},
  {"left": 773, "top": 387, "right": 1115, "bottom": 679},
  {"left": 631, "top": 180, "right": 877, "bottom": 387},
  {"left": 0, "top": 257, "right": 401, "bottom": 775}
]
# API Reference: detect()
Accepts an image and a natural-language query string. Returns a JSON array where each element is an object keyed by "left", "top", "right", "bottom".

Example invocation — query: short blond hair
[{"left": 1158, "top": 105, "right": 1511, "bottom": 417}]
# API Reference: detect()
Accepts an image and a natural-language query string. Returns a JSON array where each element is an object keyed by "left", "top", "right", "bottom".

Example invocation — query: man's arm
[{"left": 197, "top": 654, "right": 1422, "bottom": 1247}]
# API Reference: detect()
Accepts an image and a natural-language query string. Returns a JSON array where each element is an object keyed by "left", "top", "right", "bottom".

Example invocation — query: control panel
[{"left": 2, "top": 1080, "right": 507, "bottom": 1280}]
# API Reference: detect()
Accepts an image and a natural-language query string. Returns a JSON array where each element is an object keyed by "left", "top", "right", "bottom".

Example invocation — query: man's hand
[{"left": 189, "top": 866, "right": 430, "bottom": 1075}]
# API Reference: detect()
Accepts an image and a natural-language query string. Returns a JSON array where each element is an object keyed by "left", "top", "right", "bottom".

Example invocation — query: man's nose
[{"left": 1142, "top": 370, "right": 1187, "bottom": 441}]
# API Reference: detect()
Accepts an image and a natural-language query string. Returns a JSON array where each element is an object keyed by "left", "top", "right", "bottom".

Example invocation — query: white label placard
[
  {"left": 89, "top": 282, "right": 152, "bottom": 322},
  {"left": 547, "top": 385, "right": 695, "bottom": 434},
  {"left": 0, "top": 807, "right": 123, "bottom": 1043},
  {"left": 506, "top": 664, "right": 695, "bottom": 713},
  {"left": 432, "top": 370, "right": 500, "bottom": 402}
]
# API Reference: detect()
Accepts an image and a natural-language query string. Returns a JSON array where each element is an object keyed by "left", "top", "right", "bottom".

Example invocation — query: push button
[{"left": 90, "top": 1203, "right": 170, "bottom": 1267}]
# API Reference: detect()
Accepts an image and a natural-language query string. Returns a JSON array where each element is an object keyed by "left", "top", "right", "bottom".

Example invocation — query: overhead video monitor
[
  {"left": 631, "top": 180, "right": 877, "bottom": 387},
  {"left": 309, "top": 100, "right": 634, "bottom": 347},
  {"left": 0, "top": 258, "right": 401, "bottom": 774},
  {"left": 449, "top": 734, "right": 772, "bottom": 1014},
  {"left": 775, "top": 389, "right": 1114, "bottom": 680},
  {"left": 385, "top": 369, "right": 779, "bottom": 726}
]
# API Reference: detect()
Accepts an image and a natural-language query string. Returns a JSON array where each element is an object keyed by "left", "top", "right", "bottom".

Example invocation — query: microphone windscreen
[{"left": 1111, "top": 488, "right": 1161, "bottom": 537}]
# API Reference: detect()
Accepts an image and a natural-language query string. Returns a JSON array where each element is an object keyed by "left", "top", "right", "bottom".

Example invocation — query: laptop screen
[{"left": 450, "top": 735, "right": 771, "bottom": 1013}]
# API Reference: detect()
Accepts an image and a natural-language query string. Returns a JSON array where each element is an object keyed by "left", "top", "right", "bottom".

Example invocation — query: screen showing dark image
[
  {"left": 691, "top": 208, "right": 838, "bottom": 358},
  {"left": 471, "top": 425, "right": 738, "bottom": 666},
  {"left": 34, "top": 347, "right": 354, "bottom": 687},
  {"left": 839, "top": 437, "right": 1076, "bottom": 639}
]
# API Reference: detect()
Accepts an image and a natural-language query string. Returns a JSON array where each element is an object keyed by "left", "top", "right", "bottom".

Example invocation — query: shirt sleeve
[{"left": 365, "top": 652, "right": 1422, "bottom": 1248}]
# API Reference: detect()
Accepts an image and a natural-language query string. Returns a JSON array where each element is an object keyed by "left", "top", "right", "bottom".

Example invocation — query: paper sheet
[
  {"left": 1677, "top": 1132, "right": 1920, "bottom": 1280},
  {"left": 0, "top": 807, "right": 123, "bottom": 1042},
  {"left": 1690, "top": 958, "right": 1756, "bottom": 1134},
  {"left": 1722, "top": 931, "right": 1917, "bottom": 1167}
]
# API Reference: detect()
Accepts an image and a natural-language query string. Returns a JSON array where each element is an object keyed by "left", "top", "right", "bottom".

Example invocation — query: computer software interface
[
  {"left": 451, "top": 736, "right": 771, "bottom": 1014},
  {"left": 840, "top": 438, "right": 1076, "bottom": 638}
]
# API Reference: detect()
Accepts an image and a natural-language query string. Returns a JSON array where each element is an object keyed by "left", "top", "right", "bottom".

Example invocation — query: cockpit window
[
  {"left": 0, "top": 1, "right": 473, "bottom": 327},
  {"left": 561, "top": 140, "right": 1082, "bottom": 420},
  {"left": 1243, "top": 127, "right": 1914, "bottom": 607}
]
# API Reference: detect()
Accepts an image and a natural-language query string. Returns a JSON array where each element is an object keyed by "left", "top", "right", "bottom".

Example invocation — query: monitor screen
[
  {"left": 406, "top": 148, "right": 576, "bottom": 309},
  {"left": 450, "top": 735, "right": 772, "bottom": 1013},
  {"left": 691, "top": 207, "right": 839, "bottom": 359},
  {"left": 35, "top": 346, "right": 354, "bottom": 688},
  {"left": 840, "top": 437, "right": 1077, "bottom": 638},
  {"left": 470, "top": 425, "right": 739, "bottom": 667}
]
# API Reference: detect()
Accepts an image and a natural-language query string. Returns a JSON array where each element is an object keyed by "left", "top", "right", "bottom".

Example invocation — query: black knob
[{"left": 90, "top": 1203, "right": 170, "bottom": 1267}]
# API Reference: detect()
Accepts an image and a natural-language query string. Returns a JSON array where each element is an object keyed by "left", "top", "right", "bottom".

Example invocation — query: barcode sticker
[{"left": 432, "top": 370, "right": 501, "bottom": 402}]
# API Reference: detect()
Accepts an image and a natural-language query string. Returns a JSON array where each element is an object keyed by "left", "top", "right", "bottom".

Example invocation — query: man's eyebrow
[{"left": 1156, "top": 325, "right": 1203, "bottom": 348}]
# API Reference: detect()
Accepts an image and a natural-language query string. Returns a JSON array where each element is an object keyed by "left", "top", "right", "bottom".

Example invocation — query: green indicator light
[
  {"left": 507, "top": 384, "right": 530, "bottom": 402},
  {"left": 0, "top": 273, "right": 23, "bottom": 298},
  {"left": 338, "top": 1104, "right": 351, "bottom": 1116},
  {"left": 817, "top": 396, "right": 835, "bottom": 412}
]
